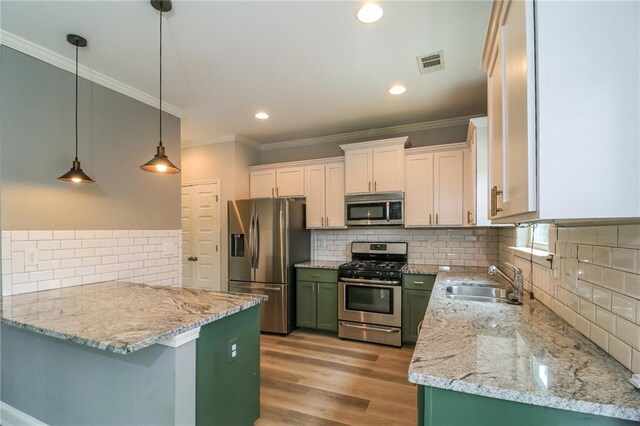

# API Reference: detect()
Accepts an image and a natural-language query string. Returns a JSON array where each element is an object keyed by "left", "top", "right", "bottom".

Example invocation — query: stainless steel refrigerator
[{"left": 228, "top": 198, "right": 310, "bottom": 334}]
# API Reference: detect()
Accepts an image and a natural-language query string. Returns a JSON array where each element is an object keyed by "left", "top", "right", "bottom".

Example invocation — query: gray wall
[
  {"left": 0, "top": 46, "right": 181, "bottom": 230},
  {"left": 181, "top": 140, "right": 259, "bottom": 290},
  {"left": 258, "top": 123, "right": 468, "bottom": 164},
  {"left": 1, "top": 325, "right": 195, "bottom": 425}
]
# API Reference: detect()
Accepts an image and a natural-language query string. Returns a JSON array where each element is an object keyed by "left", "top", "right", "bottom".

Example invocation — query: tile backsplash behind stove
[{"left": 312, "top": 228, "right": 498, "bottom": 266}]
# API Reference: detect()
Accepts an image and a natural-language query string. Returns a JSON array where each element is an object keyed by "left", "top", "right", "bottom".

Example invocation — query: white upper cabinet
[
  {"left": 344, "top": 148, "right": 373, "bottom": 194},
  {"left": 405, "top": 153, "right": 434, "bottom": 226},
  {"left": 342, "top": 137, "right": 409, "bottom": 195},
  {"left": 249, "top": 170, "right": 276, "bottom": 199},
  {"left": 324, "top": 162, "right": 346, "bottom": 228},
  {"left": 275, "top": 167, "right": 304, "bottom": 197},
  {"left": 483, "top": 0, "right": 536, "bottom": 220},
  {"left": 372, "top": 145, "right": 405, "bottom": 193},
  {"left": 464, "top": 117, "right": 493, "bottom": 227},
  {"left": 433, "top": 151, "right": 464, "bottom": 226},
  {"left": 483, "top": 0, "right": 640, "bottom": 221},
  {"left": 249, "top": 166, "right": 304, "bottom": 199},
  {"left": 304, "top": 161, "right": 346, "bottom": 229},
  {"left": 405, "top": 146, "right": 465, "bottom": 227},
  {"left": 305, "top": 165, "right": 326, "bottom": 228}
]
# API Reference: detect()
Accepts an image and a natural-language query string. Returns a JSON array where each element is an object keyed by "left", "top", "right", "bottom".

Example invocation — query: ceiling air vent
[{"left": 416, "top": 50, "right": 444, "bottom": 75}]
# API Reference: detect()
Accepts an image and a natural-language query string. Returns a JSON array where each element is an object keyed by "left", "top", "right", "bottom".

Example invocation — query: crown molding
[
  {"left": 259, "top": 115, "right": 481, "bottom": 151},
  {"left": 0, "top": 30, "right": 186, "bottom": 118},
  {"left": 181, "top": 134, "right": 261, "bottom": 150}
]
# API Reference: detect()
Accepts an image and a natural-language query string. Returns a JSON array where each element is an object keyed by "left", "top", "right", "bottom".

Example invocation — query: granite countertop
[
  {"left": 408, "top": 269, "right": 640, "bottom": 421},
  {"left": 295, "top": 260, "right": 345, "bottom": 270},
  {"left": 0, "top": 281, "right": 266, "bottom": 355}
]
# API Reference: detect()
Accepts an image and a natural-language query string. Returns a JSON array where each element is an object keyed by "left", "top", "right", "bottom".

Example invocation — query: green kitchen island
[
  {"left": 0, "top": 281, "right": 265, "bottom": 425},
  {"left": 407, "top": 266, "right": 640, "bottom": 425}
]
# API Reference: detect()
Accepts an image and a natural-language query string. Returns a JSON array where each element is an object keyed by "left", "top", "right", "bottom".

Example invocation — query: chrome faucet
[{"left": 488, "top": 262, "right": 523, "bottom": 305}]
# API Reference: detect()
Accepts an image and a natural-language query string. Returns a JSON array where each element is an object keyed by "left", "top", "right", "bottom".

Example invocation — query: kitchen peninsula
[{"left": 1, "top": 281, "right": 265, "bottom": 425}]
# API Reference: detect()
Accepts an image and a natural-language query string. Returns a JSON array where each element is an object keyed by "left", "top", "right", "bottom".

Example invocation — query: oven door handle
[
  {"left": 339, "top": 322, "right": 400, "bottom": 333},
  {"left": 339, "top": 277, "right": 401, "bottom": 286}
]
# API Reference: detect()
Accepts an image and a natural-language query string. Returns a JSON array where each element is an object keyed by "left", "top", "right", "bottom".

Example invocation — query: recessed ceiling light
[
  {"left": 388, "top": 85, "right": 406, "bottom": 95},
  {"left": 356, "top": 3, "right": 383, "bottom": 24},
  {"left": 255, "top": 112, "right": 269, "bottom": 120}
]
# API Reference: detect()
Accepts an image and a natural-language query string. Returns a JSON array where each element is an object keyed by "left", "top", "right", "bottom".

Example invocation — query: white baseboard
[{"left": 0, "top": 401, "right": 47, "bottom": 426}]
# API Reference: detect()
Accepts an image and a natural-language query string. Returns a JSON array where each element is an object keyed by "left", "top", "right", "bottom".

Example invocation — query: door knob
[
  {"left": 193, "top": 256, "right": 198, "bottom": 262},
  {"left": 187, "top": 256, "right": 193, "bottom": 261}
]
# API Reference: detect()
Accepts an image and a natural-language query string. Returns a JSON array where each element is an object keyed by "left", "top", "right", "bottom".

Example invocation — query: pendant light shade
[
  {"left": 58, "top": 34, "right": 94, "bottom": 184},
  {"left": 140, "top": 0, "right": 181, "bottom": 174}
]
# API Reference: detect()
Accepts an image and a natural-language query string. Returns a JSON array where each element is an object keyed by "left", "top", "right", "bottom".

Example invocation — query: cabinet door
[
  {"left": 296, "top": 281, "right": 317, "bottom": 328},
  {"left": 463, "top": 149, "right": 475, "bottom": 226},
  {"left": 325, "top": 162, "right": 345, "bottom": 228},
  {"left": 405, "top": 154, "right": 434, "bottom": 226},
  {"left": 304, "top": 165, "right": 326, "bottom": 229},
  {"left": 402, "top": 289, "right": 431, "bottom": 345},
  {"left": 434, "top": 151, "right": 464, "bottom": 226},
  {"left": 316, "top": 282, "right": 338, "bottom": 332},
  {"left": 373, "top": 145, "right": 404, "bottom": 192},
  {"left": 276, "top": 166, "right": 305, "bottom": 197},
  {"left": 501, "top": 0, "right": 537, "bottom": 217},
  {"left": 250, "top": 170, "right": 276, "bottom": 199},
  {"left": 344, "top": 148, "right": 373, "bottom": 194},
  {"left": 487, "top": 29, "right": 505, "bottom": 219}
]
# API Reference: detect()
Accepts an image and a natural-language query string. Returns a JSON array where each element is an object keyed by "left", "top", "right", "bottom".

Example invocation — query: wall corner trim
[
  {"left": 0, "top": 401, "right": 48, "bottom": 426},
  {"left": 0, "top": 30, "right": 186, "bottom": 119},
  {"left": 157, "top": 327, "right": 201, "bottom": 348}
]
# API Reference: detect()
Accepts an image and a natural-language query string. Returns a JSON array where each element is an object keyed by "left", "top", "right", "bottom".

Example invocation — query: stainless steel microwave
[{"left": 345, "top": 193, "right": 404, "bottom": 226}]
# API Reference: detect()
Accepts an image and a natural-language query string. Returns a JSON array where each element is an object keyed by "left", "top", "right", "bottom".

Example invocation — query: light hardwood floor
[{"left": 256, "top": 330, "right": 418, "bottom": 425}]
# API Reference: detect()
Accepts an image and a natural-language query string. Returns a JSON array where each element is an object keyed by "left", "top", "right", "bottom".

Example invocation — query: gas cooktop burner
[{"left": 339, "top": 260, "right": 407, "bottom": 272}]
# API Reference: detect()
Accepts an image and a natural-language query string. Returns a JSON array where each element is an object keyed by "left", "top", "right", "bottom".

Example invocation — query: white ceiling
[{"left": 1, "top": 1, "right": 492, "bottom": 144}]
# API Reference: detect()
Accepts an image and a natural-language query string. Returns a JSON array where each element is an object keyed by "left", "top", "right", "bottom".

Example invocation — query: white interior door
[{"left": 181, "top": 182, "right": 221, "bottom": 290}]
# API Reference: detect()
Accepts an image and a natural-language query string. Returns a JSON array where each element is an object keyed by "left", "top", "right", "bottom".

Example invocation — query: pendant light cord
[
  {"left": 75, "top": 44, "right": 79, "bottom": 161},
  {"left": 159, "top": 9, "right": 163, "bottom": 147}
]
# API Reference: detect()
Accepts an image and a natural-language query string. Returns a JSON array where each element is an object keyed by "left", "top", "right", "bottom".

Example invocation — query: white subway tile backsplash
[
  {"left": 501, "top": 224, "right": 640, "bottom": 373},
  {"left": 1, "top": 230, "right": 181, "bottom": 296},
  {"left": 612, "top": 248, "right": 637, "bottom": 273}
]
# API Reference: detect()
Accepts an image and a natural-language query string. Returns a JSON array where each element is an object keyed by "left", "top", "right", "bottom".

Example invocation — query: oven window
[
  {"left": 347, "top": 203, "right": 385, "bottom": 221},
  {"left": 345, "top": 285, "right": 393, "bottom": 314}
]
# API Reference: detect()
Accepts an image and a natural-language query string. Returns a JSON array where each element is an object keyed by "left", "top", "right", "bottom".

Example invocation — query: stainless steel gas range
[{"left": 338, "top": 242, "right": 407, "bottom": 347}]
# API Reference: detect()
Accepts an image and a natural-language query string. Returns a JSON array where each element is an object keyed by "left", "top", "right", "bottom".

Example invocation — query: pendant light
[
  {"left": 140, "top": 0, "right": 180, "bottom": 174},
  {"left": 58, "top": 34, "right": 95, "bottom": 183}
]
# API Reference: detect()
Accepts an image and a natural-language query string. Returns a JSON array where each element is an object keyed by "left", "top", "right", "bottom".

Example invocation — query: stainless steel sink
[{"left": 445, "top": 285, "right": 512, "bottom": 303}]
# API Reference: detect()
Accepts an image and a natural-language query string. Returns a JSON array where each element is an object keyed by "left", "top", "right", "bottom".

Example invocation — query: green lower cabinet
[
  {"left": 418, "top": 386, "right": 636, "bottom": 426},
  {"left": 196, "top": 305, "right": 260, "bottom": 426},
  {"left": 402, "top": 288, "right": 432, "bottom": 345},
  {"left": 316, "top": 282, "right": 338, "bottom": 332},
  {"left": 296, "top": 280, "right": 317, "bottom": 328},
  {"left": 295, "top": 268, "right": 338, "bottom": 333}
]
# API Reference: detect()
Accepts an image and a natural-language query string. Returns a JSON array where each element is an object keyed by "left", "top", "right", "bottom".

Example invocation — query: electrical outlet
[
  {"left": 228, "top": 338, "right": 238, "bottom": 363},
  {"left": 24, "top": 248, "right": 38, "bottom": 266}
]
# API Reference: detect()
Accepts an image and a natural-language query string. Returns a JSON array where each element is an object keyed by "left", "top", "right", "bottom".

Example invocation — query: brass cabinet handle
[
  {"left": 490, "top": 186, "right": 503, "bottom": 216},
  {"left": 429, "top": 213, "right": 432, "bottom": 225},
  {"left": 326, "top": 217, "right": 329, "bottom": 226},
  {"left": 272, "top": 188, "right": 275, "bottom": 198},
  {"left": 436, "top": 213, "right": 439, "bottom": 224},
  {"left": 276, "top": 187, "right": 279, "bottom": 197},
  {"left": 374, "top": 181, "right": 377, "bottom": 192},
  {"left": 413, "top": 281, "right": 425, "bottom": 285},
  {"left": 312, "top": 274, "right": 321, "bottom": 278},
  {"left": 321, "top": 217, "right": 324, "bottom": 227},
  {"left": 368, "top": 181, "right": 371, "bottom": 192},
  {"left": 417, "top": 320, "right": 424, "bottom": 335},
  {"left": 467, "top": 211, "right": 473, "bottom": 224}
]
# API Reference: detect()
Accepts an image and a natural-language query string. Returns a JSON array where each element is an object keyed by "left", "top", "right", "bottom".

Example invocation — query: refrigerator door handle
[
  {"left": 249, "top": 212, "right": 255, "bottom": 269},
  {"left": 255, "top": 214, "right": 260, "bottom": 269}
]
